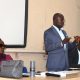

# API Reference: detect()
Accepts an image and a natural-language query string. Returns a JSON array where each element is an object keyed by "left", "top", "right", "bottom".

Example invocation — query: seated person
[
  {"left": 0, "top": 38, "right": 13, "bottom": 64},
  {"left": 68, "top": 36, "right": 80, "bottom": 68},
  {"left": 0, "top": 38, "right": 28, "bottom": 74}
]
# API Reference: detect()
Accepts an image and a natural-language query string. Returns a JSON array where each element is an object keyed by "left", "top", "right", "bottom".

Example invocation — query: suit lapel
[
  {"left": 50, "top": 26, "right": 62, "bottom": 40},
  {"left": 62, "top": 30, "right": 68, "bottom": 38}
]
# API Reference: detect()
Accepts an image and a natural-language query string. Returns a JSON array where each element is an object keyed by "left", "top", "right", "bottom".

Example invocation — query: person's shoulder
[{"left": 44, "top": 26, "right": 53, "bottom": 33}]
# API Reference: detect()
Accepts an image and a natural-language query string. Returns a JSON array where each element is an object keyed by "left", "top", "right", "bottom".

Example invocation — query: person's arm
[
  {"left": 68, "top": 36, "right": 80, "bottom": 51},
  {"left": 44, "top": 31, "right": 63, "bottom": 52},
  {"left": 6, "top": 54, "right": 13, "bottom": 60}
]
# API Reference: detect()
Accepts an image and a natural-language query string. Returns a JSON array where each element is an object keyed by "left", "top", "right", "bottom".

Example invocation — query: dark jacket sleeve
[
  {"left": 68, "top": 42, "right": 79, "bottom": 67},
  {"left": 44, "top": 31, "right": 63, "bottom": 52}
]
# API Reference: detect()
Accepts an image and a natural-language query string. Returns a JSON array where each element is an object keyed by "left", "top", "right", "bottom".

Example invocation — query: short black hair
[
  {"left": 53, "top": 13, "right": 64, "bottom": 21},
  {"left": 0, "top": 38, "right": 5, "bottom": 47}
]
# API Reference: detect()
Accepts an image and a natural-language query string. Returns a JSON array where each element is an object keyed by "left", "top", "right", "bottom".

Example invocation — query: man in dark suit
[
  {"left": 68, "top": 38, "right": 80, "bottom": 68},
  {"left": 44, "top": 13, "right": 79, "bottom": 71}
]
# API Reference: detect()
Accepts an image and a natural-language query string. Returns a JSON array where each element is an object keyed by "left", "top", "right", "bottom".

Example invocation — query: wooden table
[
  {"left": 0, "top": 71, "right": 80, "bottom": 80},
  {"left": 0, "top": 76, "right": 80, "bottom": 80}
]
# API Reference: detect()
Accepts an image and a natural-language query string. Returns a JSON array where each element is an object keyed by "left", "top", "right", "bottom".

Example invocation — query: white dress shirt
[
  {"left": 53, "top": 25, "right": 65, "bottom": 41},
  {"left": 53, "top": 25, "right": 66, "bottom": 49},
  {"left": 78, "top": 49, "right": 80, "bottom": 64}
]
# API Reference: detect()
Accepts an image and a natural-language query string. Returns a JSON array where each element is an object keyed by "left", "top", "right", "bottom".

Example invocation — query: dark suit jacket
[
  {"left": 68, "top": 43, "right": 80, "bottom": 68},
  {"left": 44, "top": 26, "right": 69, "bottom": 71}
]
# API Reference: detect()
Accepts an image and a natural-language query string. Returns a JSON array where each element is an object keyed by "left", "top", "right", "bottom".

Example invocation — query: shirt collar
[{"left": 53, "top": 25, "right": 63, "bottom": 31}]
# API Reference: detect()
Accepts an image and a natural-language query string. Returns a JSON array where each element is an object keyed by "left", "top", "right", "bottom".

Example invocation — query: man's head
[{"left": 53, "top": 13, "right": 65, "bottom": 29}]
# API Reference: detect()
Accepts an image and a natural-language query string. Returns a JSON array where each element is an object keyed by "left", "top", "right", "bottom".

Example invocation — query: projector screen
[{"left": 0, "top": 0, "right": 28, "bottom": 48}]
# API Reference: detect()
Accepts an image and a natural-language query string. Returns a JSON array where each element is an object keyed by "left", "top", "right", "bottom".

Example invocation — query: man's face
[{"left": 53, "top": 16, "right": 64, "bottom": 29}]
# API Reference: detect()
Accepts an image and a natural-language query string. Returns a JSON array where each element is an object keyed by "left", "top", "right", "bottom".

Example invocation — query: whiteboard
[{"left": 0, "top": 0, "right": 28, "bottom": 48}]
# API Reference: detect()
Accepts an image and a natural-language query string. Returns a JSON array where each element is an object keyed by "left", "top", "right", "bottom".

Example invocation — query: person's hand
[
  {"left": 74, "top": 36, "right": 80, "bottom": 44},
  {"left": 62, "top": 37, "right": 71, "bottom": 44}
]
